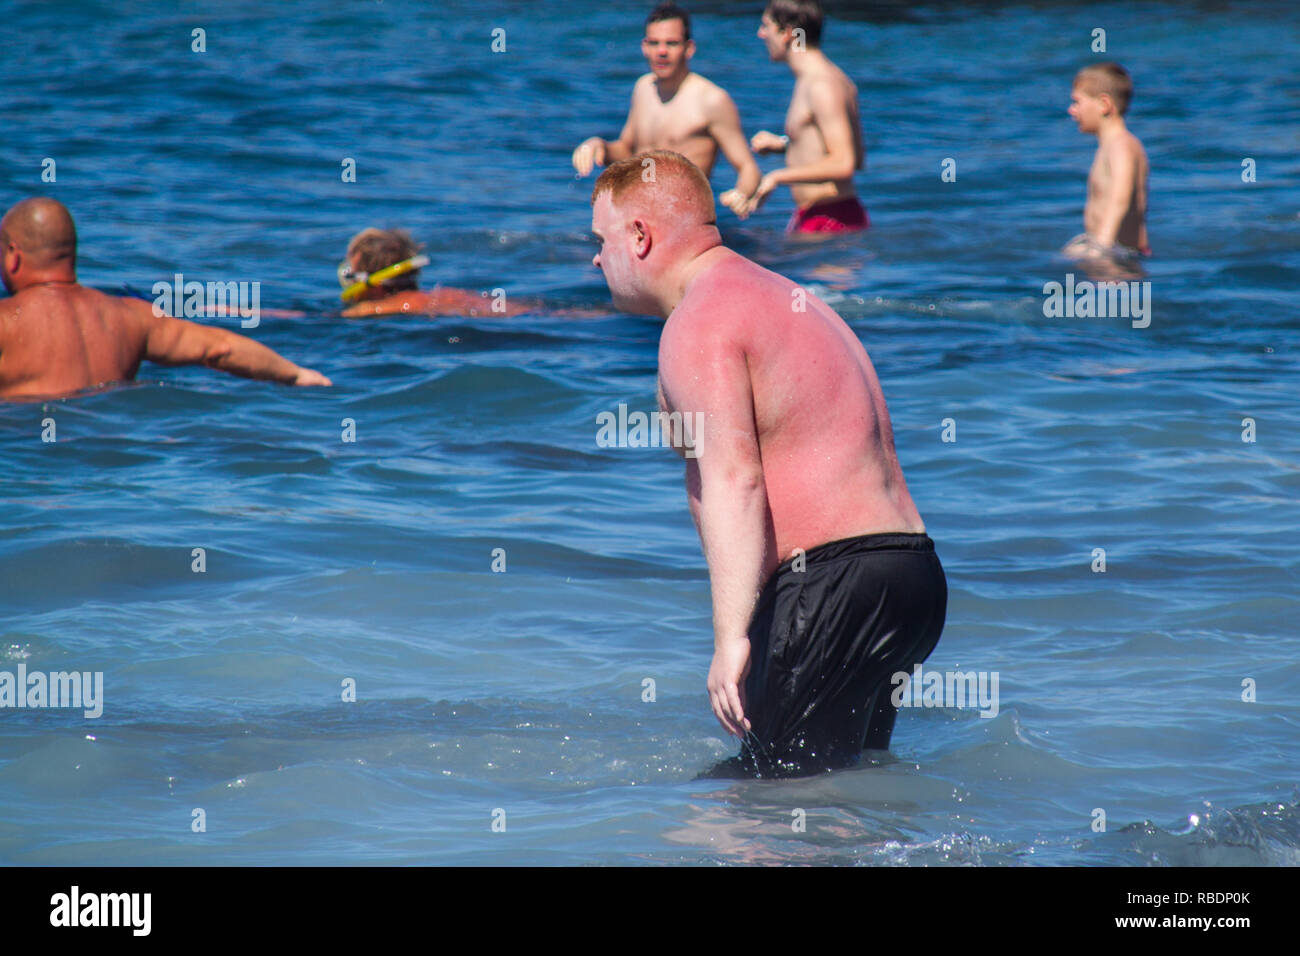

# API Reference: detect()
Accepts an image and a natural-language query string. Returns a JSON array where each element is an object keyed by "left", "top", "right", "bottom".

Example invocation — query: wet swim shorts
[
  {"left": 786, "top": 195, "right": 870, "bottom": 234},
  {"left": 708, "top": 532, "right": 947, "bottom": 778},
  {"left": 1064, "top": 233, "right": 1151, "bottom": 262}
]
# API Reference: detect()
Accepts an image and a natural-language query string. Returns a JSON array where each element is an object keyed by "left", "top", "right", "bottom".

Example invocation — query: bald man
[
  {"left": 0, "top": 198, "right": 330, "bottom": 400},
  {"left": 590, "top": 151, "right": 946, "bottom": 777}
]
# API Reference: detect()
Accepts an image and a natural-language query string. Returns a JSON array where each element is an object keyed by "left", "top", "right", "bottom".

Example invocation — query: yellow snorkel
[{"left": 338, "top": 254, "right": 431, "bottom": 303}]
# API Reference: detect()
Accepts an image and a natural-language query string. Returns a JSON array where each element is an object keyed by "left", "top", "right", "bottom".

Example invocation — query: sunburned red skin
[
  {"left": 0, "top": 197, "right": 329, "bottom": 398},
  {"left": 0, "top": 284, "right": 330, "bottom": 398},
  {"left": 341, "top": 286, "right": 528, "bottom": 318},
  {"left": 656, "top": 247, "right": 924, "bottom": 579}
]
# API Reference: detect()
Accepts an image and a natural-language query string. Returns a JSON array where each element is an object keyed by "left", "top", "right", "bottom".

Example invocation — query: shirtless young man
[
  {"left": 0, "top": 198, "right": 330, "bottom": 401},
  {"left": 744, "top": 0, "right": 867, "bottom": 235},
  {"left": 338, "top": 228, "right": 527, "bottom": 318},
  {"left": 571, "top": 3, "right": 760, "bottom": 219},
  {"left": 1064, "top": 62, "right": 1150, "bottom": 276},
  {"left": 590, "top": 151, "right": 946, "bottom": 777}
]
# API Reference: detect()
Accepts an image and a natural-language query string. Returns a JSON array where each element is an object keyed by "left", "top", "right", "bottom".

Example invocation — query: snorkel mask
[{"left": 338, "top": 254, "right": 431, "bottom": 302}]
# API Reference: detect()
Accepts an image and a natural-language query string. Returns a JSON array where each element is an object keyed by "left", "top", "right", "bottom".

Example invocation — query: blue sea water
[{"left": 1, "top": 0, "right": 1297, "bottom": 865}]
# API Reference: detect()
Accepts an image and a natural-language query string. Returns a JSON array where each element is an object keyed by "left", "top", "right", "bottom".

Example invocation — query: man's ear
[{"left": 633, "top": 219, "right": 652, "bottom": 259}]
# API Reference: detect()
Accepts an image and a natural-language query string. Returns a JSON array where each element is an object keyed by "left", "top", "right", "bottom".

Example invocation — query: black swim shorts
[{"left": 708, "top": 532, "right": 947, "bottom": 778}]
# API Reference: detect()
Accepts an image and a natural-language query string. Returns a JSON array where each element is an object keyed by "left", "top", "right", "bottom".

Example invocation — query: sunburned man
[
  {"left": 590, "top": 151, "right": 947, "bottom": 777},
  {"left": 0, "top": 198, "right": 330, "bottom": 401},
  {"left": 571, "top": 3, "right": 761, "bottom": 219}
]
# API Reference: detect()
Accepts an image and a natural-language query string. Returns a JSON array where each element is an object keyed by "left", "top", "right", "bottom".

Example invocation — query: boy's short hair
[
  {"left": 646, "top": 2, "right": 691, "bottom": 41},
  {"left": 1073, "top": 62, "right": 1133, "bottom": 116},
  {"left": 347, "top": 228, "right": 423, "bottom": 292},
  {"left": 765, "top": 0, "right": 823, "bottom": 48}
]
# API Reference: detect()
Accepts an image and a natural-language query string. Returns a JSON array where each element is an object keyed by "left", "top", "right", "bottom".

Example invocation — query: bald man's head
[{"left": 1, "top": 198, "right": 77, "bottom": 292}]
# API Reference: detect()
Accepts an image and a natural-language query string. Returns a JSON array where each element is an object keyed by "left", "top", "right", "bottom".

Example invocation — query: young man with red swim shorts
[{"left": 743, "top": 0, "right": 869, "bottom": 236}]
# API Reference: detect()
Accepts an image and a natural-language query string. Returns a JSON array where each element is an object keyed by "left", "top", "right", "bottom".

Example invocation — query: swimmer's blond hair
[
  {"left": 1073, "top": 62, "right": 1133, "bottom": 116},
  {"left": 591, "top": 150, "right": 715, "bottom": 225},
  {"left": 347, "top": 227, "right": 423, "bottom": 292}
]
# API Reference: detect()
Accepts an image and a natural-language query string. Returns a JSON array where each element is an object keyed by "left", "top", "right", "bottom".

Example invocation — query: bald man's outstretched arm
[{"left": 135, "top": 302, "right": 330, "bottom": 386}]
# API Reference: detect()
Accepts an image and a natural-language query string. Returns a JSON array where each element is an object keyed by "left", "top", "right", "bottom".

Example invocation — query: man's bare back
[
  {"left": 591, "top": 151, "right": 943, "bottom": 766},
  {"left": 0, "top": 198, "right": 329, "bottom": 400},
  {"left": 658, "top": 248, "right": 923, "bottom": 577},
  {"left": 342, "top": 286, "right": 527, "bottom": 318},
  {"left": 0, "top": 285, "right": 326, "bottom": 400},
  {"left": 0, "top": 285, "right": 152, "bottom": 398}
]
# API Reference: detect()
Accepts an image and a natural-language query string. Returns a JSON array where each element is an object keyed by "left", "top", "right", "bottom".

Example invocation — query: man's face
[
  {"left": 591, "top": 192, "right": 650, "bottom": 314},
  {"left": 757, "top": 12, "right": 788, "bottom": 61},
  {"left": 642, "top": 18, "right": 693, "bottom": 80},
  {"left": 1069, "top": 86, "right": 1107, "bottom": 132}
]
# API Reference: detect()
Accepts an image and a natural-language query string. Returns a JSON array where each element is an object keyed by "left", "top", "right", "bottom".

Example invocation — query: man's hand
[
  {"left": 707, "top": 637, "right": 752, "bottom": 738},
  {"left": 738, "top": 172, "right": 780, "bottom": 216},
  {"left": 750, "top": 130, "right": 787, "bottom": 154},
  {"left": 293, "top": 367, "right": 332, "bottom": 386},
  {"left": 572, "top": 137, "right": 608, "bottom": 177},
  {"left": 718, "top": 188, "right": 752, "bottom": 220}
]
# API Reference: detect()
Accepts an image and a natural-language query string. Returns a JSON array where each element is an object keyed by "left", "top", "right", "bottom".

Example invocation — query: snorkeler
[{"left": 338, "top": 228, "right": 527, "bottom": 318}]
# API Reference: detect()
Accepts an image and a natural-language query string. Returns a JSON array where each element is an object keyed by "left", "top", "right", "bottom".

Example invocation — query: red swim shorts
[{"left": 786, "top": 195, "right": 870, "bottom": 234}]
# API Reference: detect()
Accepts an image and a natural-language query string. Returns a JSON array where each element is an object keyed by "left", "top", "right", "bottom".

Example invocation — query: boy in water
[{"left": 1064, "top": 62, "right": 1150, "bottom": 275}]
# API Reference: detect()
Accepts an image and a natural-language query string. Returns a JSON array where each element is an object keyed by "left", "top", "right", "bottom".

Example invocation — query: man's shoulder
[
  {"left": 684, "top": 72, "right": 737, "bottom": 110},
  {"left": 671, "top": 255, "right": 783, "bottom": 336},
  {"left": 98, "top": 287, "right": 153, "bottom": 318},
  {"left": 684, "top": 71, "right": 723, "bottom": 96},
  {"left": 804, "top": 66, "right": 853, "bottom": 102},
  {"left": 2, "top": 283, "right": 127, "bottom": 313}
]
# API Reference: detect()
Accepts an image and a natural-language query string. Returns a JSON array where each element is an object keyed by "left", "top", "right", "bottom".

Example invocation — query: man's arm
[
  {"left": 136, "top": 302, "right": 330, "bottom": 386},
  {"left": 1089, "top": 139, "right": 1138, "bottom": 249},
  {"left": 707, "top": 89, "right": 761, "bottom": 217},
  {"left": 663, "top": 311, "right": 770, "bottom": 737},
  {"left": 572, "top": 83, "right": 642, "bottom": 175}
]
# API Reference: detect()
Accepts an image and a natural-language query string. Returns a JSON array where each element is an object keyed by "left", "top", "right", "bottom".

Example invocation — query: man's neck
[
  {"left": 16, "top": 274, "right": 77, "bottom": 292},
  {"left": 663, "top": 242, "right": 728, "bottom": 316},
  {"left": 655, "top": 69, "right": 691, "bottom": 101},
  {"left": 787, "top": 47, "right": 828, "bottom": 79}
]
